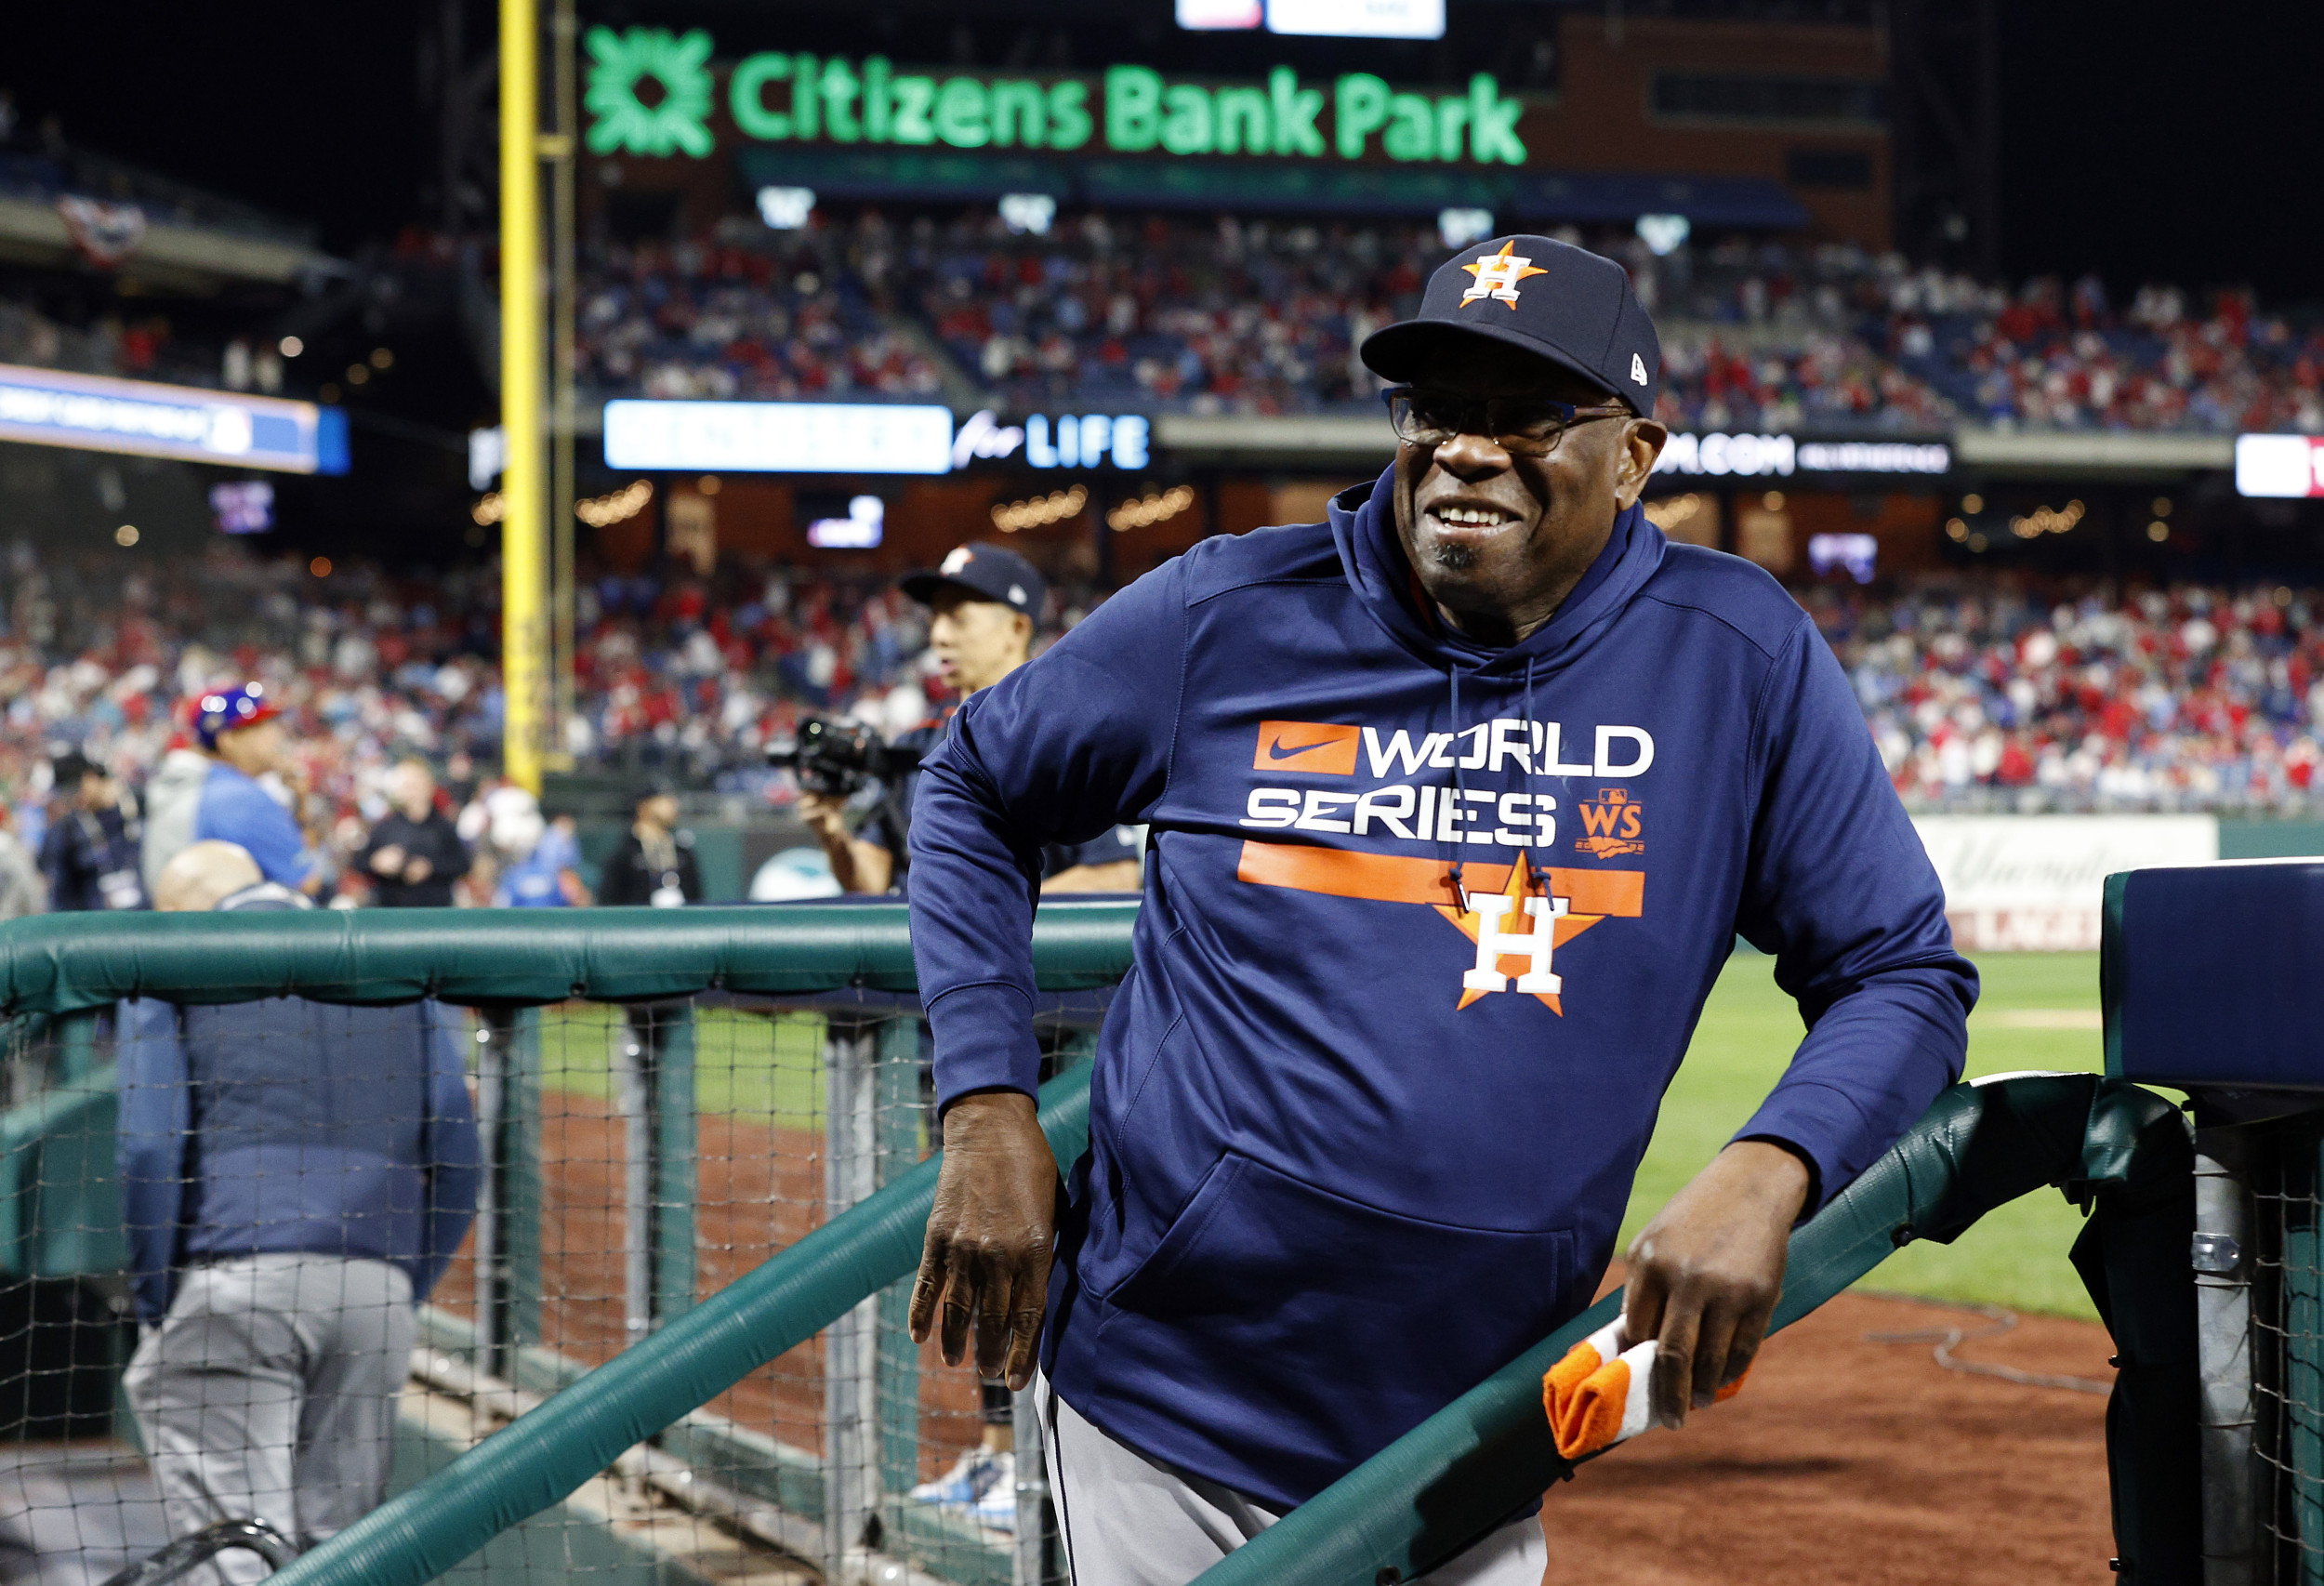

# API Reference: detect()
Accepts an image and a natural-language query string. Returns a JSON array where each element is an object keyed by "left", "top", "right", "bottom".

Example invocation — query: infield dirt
[{"left": 1544, "top": 1277, "right": 2117, "bottom": 1585}]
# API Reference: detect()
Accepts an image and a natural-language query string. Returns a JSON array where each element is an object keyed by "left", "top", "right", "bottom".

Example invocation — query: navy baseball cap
[
  {"left": 1360, "top": 235, "right": 1661, "bottom": 416},
  {"left": 899, "top": 543, "right": 1047, "bottom": 619}
]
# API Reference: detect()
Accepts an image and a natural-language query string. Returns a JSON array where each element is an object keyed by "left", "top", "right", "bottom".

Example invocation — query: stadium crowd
[
  {"left": 1813, "top": 579, "right": 2324, "bottom": 813},
  {"left": 569, "top": 206, "right": 2324, "bottom": 434},
  {"left": 0, "top": 541, "right": 950, "bottom": 908},
  {"left": 4, "top": 537, "right": 2324, "bottom": 919}
]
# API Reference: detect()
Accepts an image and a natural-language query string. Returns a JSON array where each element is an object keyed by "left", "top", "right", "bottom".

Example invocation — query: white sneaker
[
  {"left": 970, "top": 1450, "right": 1018, "bottom": 1533},
  {"left": 908, "top": 1447, "right": 997, "bottom": 1506}
]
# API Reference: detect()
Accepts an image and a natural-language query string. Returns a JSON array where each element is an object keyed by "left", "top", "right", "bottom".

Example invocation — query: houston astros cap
[
  {"left": 899, "top": 542, "right": 1047, "bottom": 619},
  {"left": 1360, "top": 235, "right": 1661, "bottom": 416}
]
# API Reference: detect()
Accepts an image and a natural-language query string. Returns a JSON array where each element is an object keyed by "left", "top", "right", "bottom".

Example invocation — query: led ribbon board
[
  {"left": 0, "top": 363, "right": 349, "bottom": 475},
  {"left": 602, "top": 400, "right": 956, "bottom": 474},
  {"left": 588, "top": 29, "right": 1530, "bottom": 167}
]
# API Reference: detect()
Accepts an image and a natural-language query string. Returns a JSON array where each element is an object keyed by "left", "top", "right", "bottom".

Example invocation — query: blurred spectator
[
  {"left": 152, "top": 684, "right": 321, "bottom": 895},
  {"left": 356, "top": 758, "right": 468, "bottom": 907},
  {"left": 39, "top": 748, "right": 146, "bottom": 911},
  {"left": 0, "top": 802, "right": 45, "bottom": 919},
  {"left": 597, "top": 785, "right": 699, "bottom": 908}
]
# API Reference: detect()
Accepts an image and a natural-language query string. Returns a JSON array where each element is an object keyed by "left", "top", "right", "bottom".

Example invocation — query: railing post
[
  {"left": 2196, "top": 1126, "right": 2261, "bottom": 1586},
  {"left": 473, "top": 1009, "right": 542, "bottom": 1381},
  {"left": 654, "top": 1003, "right": 698, "bottom": 1328},
  {"left": 823, "top": 1016, "right": 880, "bottom": 1577},
  {"left": 1011, "top": 1382, "right": 1054, "bottom": 1586},
  {"left": 617, "top": 1001, "right": 696, "bottom": 1340},
  {"left": 874, "top": 1015, "right": 924, "bottom": 1511}
]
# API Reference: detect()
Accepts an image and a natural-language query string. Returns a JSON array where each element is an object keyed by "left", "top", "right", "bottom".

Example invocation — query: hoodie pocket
[{"left": 1106, "top": 1151, "right": 1577, "bottom": 1458}]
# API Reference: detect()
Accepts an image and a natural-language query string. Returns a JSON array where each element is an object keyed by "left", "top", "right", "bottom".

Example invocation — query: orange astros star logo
[
  {"left": 1459, "top": 241, "right": 1548, "bottom": 310},
  {"left": 1235, "top": 842, "right": 1642, "bottom": 1016},
  {"left": 1434, "top": 852, "right": 1608, "bottom": 1013}
]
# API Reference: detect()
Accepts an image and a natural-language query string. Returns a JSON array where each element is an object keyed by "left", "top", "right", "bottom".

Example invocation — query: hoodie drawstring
[
  {"left": 1523, "top": 656, "right": 1553, "bottom": 897},
  {"left": 1446, "top": 666, "right": 1470, "bottom": 911}
]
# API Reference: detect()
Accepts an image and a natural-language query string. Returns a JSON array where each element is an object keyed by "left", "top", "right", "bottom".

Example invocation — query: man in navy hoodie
[{"left": 905, "top": 236, "right": 1974, "bottom": 1581}]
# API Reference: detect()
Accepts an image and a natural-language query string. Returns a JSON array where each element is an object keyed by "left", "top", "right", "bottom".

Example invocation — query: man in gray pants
[{"left": 118, "top": 841, "right": 482, "bottom": 1580}]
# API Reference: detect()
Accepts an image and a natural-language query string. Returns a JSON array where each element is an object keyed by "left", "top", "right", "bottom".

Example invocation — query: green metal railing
[{"left": 257, "top": 1064, "right": 2198, "bottom": 1586}]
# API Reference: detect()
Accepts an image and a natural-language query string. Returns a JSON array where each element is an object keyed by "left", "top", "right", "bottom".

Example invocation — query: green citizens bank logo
[
  {"left": 585, "top": 28, "right": 716, "bottom": 157},
  {"left": 584, "top": 30, "right": 1528, "bottom": 166}
]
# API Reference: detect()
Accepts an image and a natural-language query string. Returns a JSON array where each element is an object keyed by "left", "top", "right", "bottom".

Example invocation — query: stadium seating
[
  {"left": 574, "top": 207, "right": 2324, "bottom": 432},
  {"left": 7, "top": 537, "right": 2324, "bottom": 868}
]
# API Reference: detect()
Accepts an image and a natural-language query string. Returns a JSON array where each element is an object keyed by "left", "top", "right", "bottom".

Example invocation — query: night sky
[{"left": 6, "top": 0, "right": 2321, "bottom": 297}]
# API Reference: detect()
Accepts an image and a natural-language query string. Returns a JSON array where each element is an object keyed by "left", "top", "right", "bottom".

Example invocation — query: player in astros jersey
[{"left": 904, "top": 236, "right": 1974, "bottom": 1582}]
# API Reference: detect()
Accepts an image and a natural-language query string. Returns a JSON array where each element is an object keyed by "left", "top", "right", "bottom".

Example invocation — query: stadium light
[
  {"left": 1177, "top": 0, "right": 1261, "bottom": 27},
  {"left": 755, "top": 185, "right": 814, "bottom": 230},
  {"left": 1265, "top": 0, "right": 1444, "bottom": 39},
  {"left": 1437, "top": 207, "right": 1494, "bottom": 249},
  {"left": 1636, "top": 214, "right": 1691, "bottom": 257},
  {"left": 998, "top": 192, "right": 1057, "bottom": 236}
]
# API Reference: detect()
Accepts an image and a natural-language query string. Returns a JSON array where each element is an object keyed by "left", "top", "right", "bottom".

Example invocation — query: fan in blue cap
[{"left": 146, "top": 681, "right": 321, "bottom": 896}]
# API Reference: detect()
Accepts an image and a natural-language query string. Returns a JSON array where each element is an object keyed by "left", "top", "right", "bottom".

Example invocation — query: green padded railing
[
  {"left": 1188, "top": 1070, "right": 2197, "bottom": 1586},
  {"left": 0, "top": 901, "right": 1141, "bottom": 1016},
  {"left": 265, "top": 1066, "right": 2195, "bottom": 1586}
]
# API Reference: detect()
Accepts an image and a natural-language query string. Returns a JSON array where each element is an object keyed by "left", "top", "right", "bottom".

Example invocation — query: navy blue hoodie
[{"left": 909, "top": 467, "right": 1975, "bottom": 1510}]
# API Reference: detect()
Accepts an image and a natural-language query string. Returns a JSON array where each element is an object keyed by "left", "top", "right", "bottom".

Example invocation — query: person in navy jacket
[
  {"left": 117, "top": 840, "right": 481, "bottom": 1579},
  {"left": 904, "top": 236, "right": 1975, "bottom": 1581}
]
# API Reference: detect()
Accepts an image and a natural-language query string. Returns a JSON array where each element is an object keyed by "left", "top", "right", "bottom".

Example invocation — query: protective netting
[
  {"left": 0, "top": 985, "right": 1093, "bottom": 1586},
  {"left": 2249, "top": 1109, "right": 2324, "bottom": 1586}
]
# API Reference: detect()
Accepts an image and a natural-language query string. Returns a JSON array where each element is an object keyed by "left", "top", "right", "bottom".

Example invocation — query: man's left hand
[{"left": 1620, "top": 1139, "right": 1811, "bottom": 1430}]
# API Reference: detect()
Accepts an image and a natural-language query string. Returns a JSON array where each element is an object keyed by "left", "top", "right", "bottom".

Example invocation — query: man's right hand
[
  {"left": 908, "top": 1090, "right": 1058, "bottom": 1392},
  {"left": 796, "top": 791, "right": 847, "bottom": 833}
]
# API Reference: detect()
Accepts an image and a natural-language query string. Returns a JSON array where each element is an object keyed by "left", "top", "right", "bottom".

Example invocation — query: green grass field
[
  {"left": 536, "top": 1004, "right": 826, "bottom": 1123},
  {"left": 1620, "top": 951, "right": 2111, "bottom": 1320}
]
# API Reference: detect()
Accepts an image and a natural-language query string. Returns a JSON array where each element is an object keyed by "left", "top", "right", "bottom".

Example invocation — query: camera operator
[{"left": 796, "top": 544, "right": 1140, "bottom": 897}]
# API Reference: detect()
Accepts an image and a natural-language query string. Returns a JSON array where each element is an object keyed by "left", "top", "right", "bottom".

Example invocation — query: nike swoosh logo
[{"left": 1267, "top": 734, "right": 1345, "bottom": 761}]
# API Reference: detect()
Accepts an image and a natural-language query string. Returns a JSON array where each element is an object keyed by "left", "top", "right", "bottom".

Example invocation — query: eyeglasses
[{"left": 1380, "top": 385, "right": 1633, "bottom": 456}]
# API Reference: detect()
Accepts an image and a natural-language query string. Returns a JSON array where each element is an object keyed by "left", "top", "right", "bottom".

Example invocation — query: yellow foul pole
[{"left": 499, "top": 0, "right": 548, "bottom": 793}]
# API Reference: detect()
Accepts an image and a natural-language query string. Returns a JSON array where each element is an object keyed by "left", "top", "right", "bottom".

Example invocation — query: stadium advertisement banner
[
  {"left": 1910, "top": 813, "right": 2218, "bottom": 952},
  {"left": 0, "top": 363, "right": 349, "bottom": 475},
  {"left": 602, "top": 399, "right": 956, "bottom": 473},
  {"left": 1654, "top": 431, "right": 1954, "bottom": 480},
  {"left": 586, "top": 28, "right": 1532, "bottom": 166}
]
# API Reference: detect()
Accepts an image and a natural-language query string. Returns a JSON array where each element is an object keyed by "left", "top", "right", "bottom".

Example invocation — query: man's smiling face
[{"left": 1391, "top": 335, "right": 1665, "bottom": 647}]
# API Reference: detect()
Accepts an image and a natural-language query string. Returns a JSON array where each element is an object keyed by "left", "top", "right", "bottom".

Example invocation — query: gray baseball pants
[
  {"left": 1040, "top": 1376, "right": 1547, "bottom": 1585},
  {"left": 123, "top": 1254, "right": 416, "bottom": 1584}
]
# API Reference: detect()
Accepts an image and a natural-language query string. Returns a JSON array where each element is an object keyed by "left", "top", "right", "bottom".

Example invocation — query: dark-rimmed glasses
[{"left": 1380, "top": 385, "right": 1633, "bottom": 456}]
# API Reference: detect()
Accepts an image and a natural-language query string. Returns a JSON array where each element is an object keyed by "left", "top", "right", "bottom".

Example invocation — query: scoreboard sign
[{"left": 586, "top": 29, "right": 1532, "bottom": 167}]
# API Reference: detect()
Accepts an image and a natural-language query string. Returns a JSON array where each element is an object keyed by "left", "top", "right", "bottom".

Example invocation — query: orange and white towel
[{"left": 1541, "top": 1318, "right": 1748, "bottom": 1460}]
